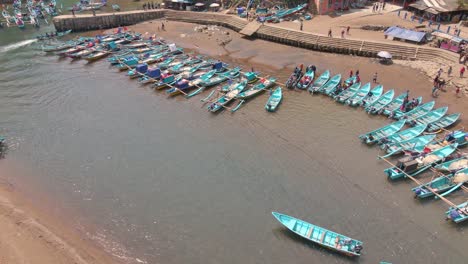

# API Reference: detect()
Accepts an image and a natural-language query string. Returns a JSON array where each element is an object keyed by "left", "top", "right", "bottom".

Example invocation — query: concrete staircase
[{"left": 239, "top": 21, "right": 262, "bottom": 36}]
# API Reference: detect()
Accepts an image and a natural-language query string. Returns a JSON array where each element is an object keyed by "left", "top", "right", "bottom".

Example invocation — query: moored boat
[
  {"left": 271, "top": 212, "right": 363, "bottom": 257},
  {"left": 207, "top": 80, "right": 247, "bottom": 112},
  {"left": 412, "top": 167, "right": 468, "bottom": 199},
  {"left": 296, "top": 65, "right": 315, "bottom": 90},
  {"left": 308, "top": 70, "right": 330, "bottom": 93},
  {"left": 434, "top": 156, "right": 468, "bottom": 173},
  {"left": 365, "top": 89, "right": 394, "bottom": 114},
  {"left": 409, "top": 106, "right": 448, "bottom": 127},
  {"left": 138, "top": 68, "right": 162, "bottom": 84},
  {"left": 346, "top": 83, "right": 371, "bottom": 106},
  {"left": 358, "top": 120, "right": 406, "bottom": 145},
  {"left": 379, "top": 124, "right": 427, "bottom": 147},
  {"left": 395, "top": 101, "right": 435, "bottom": 120},
  {"left": 427, "top": 113, "right": 461, "bottom": 132},
  {"left": 83, "top": 50, "right": 109, "bottom": 61},
  {"left": 446, "top": 201, "right": 468, "bottom": 223},
  {"left": 285, "top": 65, "right": 303, "bottom": 89},
  {"left": 319, "top": 74, "right": 341, "bottom": 95},
  {"left": 334, "top": 82, "right": 361, "bottom": 103},
  {"left": 265, "top": 87, "right": 282, "bottom": 112},
  {"left": 360, "top": 84, "right": 383, "bottom": 107},
  {"left": 379, "top": 134, "right": 436, "bottom": 159},
  {"left": 236, "top": 77, "right": 276, "bottom": 100}
]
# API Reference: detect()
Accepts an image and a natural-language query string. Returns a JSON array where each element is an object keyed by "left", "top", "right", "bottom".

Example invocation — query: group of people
[
  {"left": 143, "top": 2, "right": 160, "bottom": 10},
  {"left": 431, "top": 66, "right": 465, "bottom": 97},
  {"left": 372, "top": 1, "right": 385, "bottom": 13}
]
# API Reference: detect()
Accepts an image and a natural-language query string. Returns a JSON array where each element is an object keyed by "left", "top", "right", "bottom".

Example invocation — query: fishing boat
[
  {"left": 434, "top": 156, "right": 467, "bottom": 173},
  {"left": 409, "top": 106, "right": 448, "bottom": 127},
  {"left": 207, "top": 80, "right": 247, "bottom": 112},
  {"left": 384, "top": 143, "right": 458, "bottom": 180},
  {"left": 220, "top": 72, "right": 258, "bottom": 93},
  {"left": 395, "top": 101, "right": 435, "bottom": 120},
  {"left": 127, "top": 64, "right": 148, "bottom": 79},
  {"left": 115, "top": 56, "right": 140, "bottom": 70},
  {"left": 386, "top": 96, "right": 422, "bottom": 117},
  {"left": 360, "top": 85, "right": 383, "bottom": 107},
  {"left": 445, "top": 201, "right": 468, "bottom": 223},
  {"left": 412, "top": 167, "right": 468, "bottom": 199},
  {"left": 358, "top": 120, "right": 406, "bottom": 145},
  {"left": 56, "top": 46, "right": 85, "bottom": 57},
  {"left": 265, "top": 87, "right": 282, "bottom": 112},
  {"left": 379, "top": 134, "right": 437, "bottom": 159},
  {"left": 379, "top": 124, "right": 427, "bottom": 147},
  {"left": 236, "top": 77, "right": 276, "bottom": 100},
  {"left": 427, "top": 113, "right": 461, "bottom": 132},
  {"left": 271, "top": 212, "right": 363, "bottom": 257},
  {"left": 285, "top": 65, "right": 303, "bottom": 89},
  {"left": 83, "top": 50, "right": 109, "bottom": 62},
  {"left": 334, "top": 82, "right": 361, "bottom": 103},
  {"left": 152, "top": 73, "right": 176, "bottom": 90},
  {"left": 138, "top": 68, "right": 162, "bottom": 84},
  {"left": 319, "top": 74, "right": 341, "bottom": 95},
  {"left": 68, "top": 48, "right": 95, "bottom": 59},
  {"left": 36, "top": 29, "right": 72, "bottom": 40},
  {"left": 379, "top": 92, "right": 410, "bottom": 116},
  {"left": 346, "top": 83, "right": 371, "bottom": 106},
  {"left": 112, "top": 4, "right": 120, "bottom": 11},
  {"left": 42, "top": 43, "right": 74, "bottom": 52},
  {"left": 343, "top": 75, "right": 357, "bottom": 87},
  {"left": 296, "top": 66, "right": 315, "bottom": 90},
  {"left": 365, "top": 89, "right": 394, "bottom": 114},
  {"left": 167, "top": 70, "right": 216, "bottom": 96},
  {"left": 308, "top": 70, "right": 330, "bottom": 93},
  {"left": 203, "top": 67, "right": 241, "bottom": 87},
  {"left": 264, "top": 4, "right": 308, "bottom": 22}
]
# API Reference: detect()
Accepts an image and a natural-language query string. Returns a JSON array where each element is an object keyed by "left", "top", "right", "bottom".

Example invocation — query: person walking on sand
[
  {"left": 162, "top": 22, "right": 165, "bottom": 31},
  {"left": 373, "top": 72, "right": 378, "bottom": 83},
  {"left": 355, "top": 70, "right": 359, "bottom": 76},
  {"left": 437, "top": 67, "right": 443, "bottom": 77},
  {"left": 300, "top": 20, "right": 303, "bottom": 31},
  {"left": 456, "top": 86, "right": 461, "bottom": 97},
  {"left": 460, "top": 66, "right": 465, "bottom": 77},
  {"left": 341, "top": 29, "right": 345, "bottom": 38},
  {"left": 346, "top": 26, "right": 350, "bottom": 35},
  {"left": 349, "top": 70, "right": 353, "bottom": 78},
  {"left": 448, "top": 66, "right": 452, "bottom": 76},
  {"left": 328, "top": 28, "right": 332, "bottom": 37}
]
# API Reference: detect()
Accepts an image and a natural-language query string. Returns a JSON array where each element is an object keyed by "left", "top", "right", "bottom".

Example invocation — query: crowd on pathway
[{"left": 431, "top": 66, "right": 466, "bottom": 97}]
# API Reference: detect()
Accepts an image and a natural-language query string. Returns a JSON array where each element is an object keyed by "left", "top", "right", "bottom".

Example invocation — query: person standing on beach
[
  {"left": 341, "top": 29, "right": 345, "bottom": 38},
  {"left": 349, "top": 70, "right": 353, "bottom": 78},
  {"left": 355, "top": 70, "right": 359, "bottom": 76},
  {"left": 383, "top": 1, "right": 386, "bottom": 9},
  {"left": 437, "top": 67, "right": 443, "bottom": 77},
  {"left": 346, "top": 26, "right": 350, "bottom": 35},
  {"left": 71, "top": 9, "right": 75, "bottom": 17},
  {"left": 300, "top": 20, "right": 303, "bottom": 31},
  {"left": 456, "top": 86, "right": 461, "bottom": 97},
  {"left": 460, "top": 66, "right": 465, "bottom": 77},
  {"left": 328, "top": 28, "right": 332, "bottom": 37},
  {"left": 448, "top": 66, "right": 452, "bottom": 76},
  {"left": 162, "top": 22, "right": 165, "bottom": 31},
  {"left": 372, "top": 72, "right": 378, "bottom": 83}
]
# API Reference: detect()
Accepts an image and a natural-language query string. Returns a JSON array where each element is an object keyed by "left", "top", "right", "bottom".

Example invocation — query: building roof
[
  {"left": 384, "top": 26, "right": 428, "bottom": 43},
  {"left": 410, "top": 0, "right": 466, "bottom": 13}
]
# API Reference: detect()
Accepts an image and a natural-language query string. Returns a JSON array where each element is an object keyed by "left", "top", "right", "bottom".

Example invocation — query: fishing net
[
  {"left": 448, "top": 160, "right": 468, "bottom": 170},
  {"left": 454, "top": 173, "right": 468, "bottom": 184},
  {"left": 420, "top": 155, "right": 439, "bottom": 165}
]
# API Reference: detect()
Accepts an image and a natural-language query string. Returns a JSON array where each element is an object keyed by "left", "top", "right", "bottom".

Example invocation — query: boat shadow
[{"left": 272, "top": 227, "right": 360, "bottom": 262}]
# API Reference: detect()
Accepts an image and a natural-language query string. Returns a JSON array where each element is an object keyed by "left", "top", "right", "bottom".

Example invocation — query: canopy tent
[
  {"left": 195, "top": 3, "right": 204, "bottom": 6},
  {"left": 209, "top": 3, "right": 220, "bottom": 7},
  {"left": 377, "top": 51, "right": 392, "bottom": 59},
  {"left": 384, "top": 26, "right": 427, "bottom": 43}
]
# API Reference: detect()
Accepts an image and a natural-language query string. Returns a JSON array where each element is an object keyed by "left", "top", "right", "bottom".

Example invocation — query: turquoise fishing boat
[
  {"left": 152, "top": 73, "right": 176, "bottom": 90},
  {"left": 308, "top": 70, "right": 330, "bottom": 93},
  {"left": 365, "top": 89, "right": 394, "bottom": 114},
  {"left": 236, "top": 77, "right": 276, "bottom": 100},
  {"left": 446, "top": 201, "right": 468, "bottom": 223},
  {"left": 379, "top": 134, "right": 436, "bottom": 159},
  {"left": 344, "top": 75, "right": 357, "bottom": 87},
  {"left": 427, "top": 113, "right": 461, "bottom": 132},
  {"left": 380, "top": 92, "right": 413, "bottom": 116},
  {"left": 320, "top": 74, "right": 341, "bottom": 95},
  {"left": 272, "top": 212, "right": 363, "bottom": 257},
  {"left": 359, "top": 120, "right": 406, "bottom": 145},
  {"left": 379, "top": 124, "right": 427, "bottom": 147},
  {"left": 335, "top": 82, "right": 361, "bottom": 103},
  {"left": 296, "top": 66, "right": 315, "bottom": 89},
  {"left": 360, "top": 85, "right": 383, "bottom": 107},
  {"left": 138, "top": 68, "right": 162, "bottom": 84},
  {"left": 409, "top": 106, "right": 448, "bottom": 127},
  {"left": 346, "top": 83, "right": 371, "bottom": 106},
  {"left": 186, "top": 68, "right": 240, "bottom": 98},
  {"left": 207, "top": 81, "right": 247, "bottom": 113},
  {"left": 394, "top": 101, "right": 435, "bottom": 120},
  {"left": 127, "top": 63, "right": 148, "bottom": 79},
  {"left": 384, "top": 143, "right": 458, "bottom": 180},
  {"left": 265, "top": 87, "right": 282, "bottom": 112},
  {"left": 434, "top": 156, "right": 467, "bottom": 172},
  {"left": 115, "top": 56, "right": 139, "bottom": 70},
  {"left": 412, "top": 167, "right": 468, "bottom": 199}
]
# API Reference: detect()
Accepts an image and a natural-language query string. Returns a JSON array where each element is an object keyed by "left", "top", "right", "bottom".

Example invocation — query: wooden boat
[
  {"left": 308, "top": 70, "right": 330, "bottom": 93},
  {"left": 360, "top": 85, "right": 383, "bottom": 107},
  {"left": 168, "top": 57, "right": 203, "bottom": 74},
  {"left": 83, "top": 50, "right": 109, "bottom": 62},
  {"left": 138, "top": 68, "right": 162, "bottom": 84},
  {"left": 36, "top": 29, "right": 72, "bottom": 40},
  {"left": 207, "top": 81, "right": 247, "bottom": 112},
  {"left": 203, "top": 67, "right": 241, "bottom": 87},
  {"left": 319, "top": 74, "right": 341, "bottom": 95},
  {"left": 446, "top": 201, "right": 468, "bottom": 223},
  {"left": 42, "top": 43, "right": 75, "bottom": 52},
  {"left": 127, "top": 64, "right": 148, "bottom": 79},
  {"left": 343, "top": 76, "right": 357, "bottom": 87},
  {"left": 334, "top": 82, "right": 361, "bottom": 103},
  {"left": 265, "top": 87, "right": 282, "bottom": 112},
  {"left": 271, "top": 212, "right": 363, "bottom": 257},
  {"left": 124, "top": 42, "right": 149, "bottom": 49},
  {"left": 185, "top": 69, "right": 229, "bottom": 98},
  {"left": 56, "top": 46, "right": 85, "bottom": 57},
  {"left": 384, "top": 143, "right": 458, "bottom": 180},
  {"left": 236, "top": 77, "right": 276, "bottom": 100},
  {"left": 166, "top": 70, "right": 216, "bottom": 96},
  {"left": 358, "top": 120, "right": 406, "bottom": 145},
  {"left": 427, "top": 113, "right": 461, "bottom": 132},
  {"left": 409, "top": 106, "right": 448, "bottom": 127},
  {"left": 412, "top": 167, "right": 468, "bottom": 199},
  {"left": 152, "top": 73, "right": 176, "bottom": 90},
  {"left": 346, "top": 83, "right": 371, "bottom": 106},
  {"left": 115, "top": 56, "right": 139, "bottom": 71},
  {"left": 379, "top": 124, "right": 427, "bottom": 147},
  {"left": 393, "top": 100, "right": 434, "bottom": 120},
  {"left": 296, "top": 66, "right": 315, "bottom": 89},
  {"left": 380, "top": 93, "right": 415, "bottom": 116},
  {"left": 285, "top": 65, "right": 303, "bottom": 89},
  {"left": 365, "top": 89, "right": 394, "bottom": 114},
  {"left": 380, "top": 134, "right": 436, "bottom": 159},
  {"left": 264, "top": 4, "right": 308, "bottom": 22},
  {"left": 67, "top": 48, "right": 95, "bottom": 59},
  {"left": 434, "top": 156, "right": 467, "bottom": 173}
]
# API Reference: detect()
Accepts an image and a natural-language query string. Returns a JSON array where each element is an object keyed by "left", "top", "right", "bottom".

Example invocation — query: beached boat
[
  {"left": 384, "top": 143, "right": 458, "bottom": 180},
  {"left": 319, "top": 74, "right": 341, "bottom": 95},
  {"left": 152, "top": 73, "right": 176, "bottom": 90},
  {"left": 343, "top": 76, "right": 357, "bottom": 87},
  {"left": 409, "top": 106, "right": 448, "bottom": 127},
  {"left": 42, "top": 42, "right": 75, "bottom": 52},
  {"left": 56, "top": 46, "right": 85, "bottom": 57},
  {"left": 138, "top": 68, "right": 162, "bottom": 84},
  {"left": 380, "top": 92, "right": 413, "bottom": 116},
  {"left": 167, "top": 70, "right": 216, "bottom": 96},
  {"left": 265, "top": 87, "right": 282, "bottom": 112},
  {"left": 395, "top": 101, "right": 435, "bottom": 120},
  {"left": 115, "top": 56, "right": 140, "bottom": 70},
  {"left": 365, "top": 89, "right": 394, "bottom": 114},
  {"left": 346, "top": 83, "right": 371, "bottom": 106},
  {"left": 68, "top": 48, "right": 95, "bottom": 59},
  {"left": 434, "top": 156, "right": 468, "bottom": 173},
  {"left": 296, "top": 66, "right": 315, "bottom": 90},
  {"left": 285, "top": 65, "right": 303, "bottom": 89},
  {"left": 412, "top": 167, "right": 468, "bottom": 199},
  {"left": 83, "top": 50, "right": 109, "bottom": 61},
  {"left": 379, "top": 124, "right": 427, "bottom": 147},
  {"left": 446, "top": 201, "right": 468, "bottom": 223},
  {"left": 186, "top": 68, "right": 239, "bottom": 98},
  {"left": 308, "top": 70, "right": 330, "bottom": 93},
  {"left": 236, "top": 77, "right": 276, "bottom": 100},
  {"left": 207, "top": 80, "right": 247, "bottom": 112},
  {"left": 334, "top": 82, "right": 361, "bottom": 103},
  {"left": 360, "top": 85, "right": 383, "bottom": 107},
  {"left": 271, "top": 212, "right": 363, "bottom": 257},
  {"left": 427, "top": 113, "right": 461, "bottom": 132},
  {"left": 379, "top": 134, "right": 437, "bottom": 159},
  {"left": 127, "top": 64, "right": 148, "bottom": 79},
  {"left": 359, "top": 120, "right": 406, "bottom": 145}
]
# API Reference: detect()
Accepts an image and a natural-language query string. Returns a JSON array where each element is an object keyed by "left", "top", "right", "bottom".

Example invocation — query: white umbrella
[
  {"left": 195, "top": 3, "right": 205, "bottom": 6},
  {"left": 209, "top": 3, "right": 220, "bottom": 7},
  {"left": 377, "top": 51, "right": 392, "bottom": 59}
]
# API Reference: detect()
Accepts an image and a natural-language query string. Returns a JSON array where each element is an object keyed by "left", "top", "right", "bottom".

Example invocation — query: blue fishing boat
[
  {"left": 296, "top": 66, "right": 315, "bottom": 89},
  {"left": 379, "top": 92, "right": 409, "bottom": 115},
  {"left": 236, "top": 77, "right": 276, "bottom": 100},
  {"left": 358, "top": 120, "right": 406, "bottom": 145},
  {"left": 365, "top": 89, "right": 395, "bottom": 114},
  {"left": 138, "top": 68, "right": 162, "bottom": 84},
  {"left": 427, "top": 113, "right": 461, "bottom": 132},
  {"left": 409, "top": 106, "right": 448, "bottom": 127},
  {"left": 166, "top": 70, "right": 216, "bottom": 96},
  {"left": 384, "top": 143, "right": 458, "bottom": 180},
  {"left": 186, "top": 68, "right": 240, "bottom": 98},
  {"left": 446, "top": 201, "right": 468, "bottom": 223},
  {"left": 379, "top": 134, "right": 436, "bottom": 159},
  {"left": 394, "top": 101, "right": 435, "bottom": 120},
  {"left": 152, "top": 73, "right": 176, "bottom": 90},
  {"left": 308, "top": 70, "right": 330, "bottom": 93},
  {"left": 127, "top": 63, "right": 148, "bottom": 79},
  {"left": 271, "top": 212, "right": 363, "bottom": 257},
  {"left": 346, "top": 83, "right": 371, "bottom": 106},
  {"left": 360, "top": 85, "right": 384, "bottom": 107},
  {"left": 412, "top": 167, "right": 468, "bottom": 199},
  {"left": 434, "top": 156, "right": 467, "bottom": 173},
  {"left": 115, "top": 56, "right": 139, "bottom": 71},
  {"left": 207, "top": 81, "right": 247, "bottom": 113},
  {"left": 265, "top": 87, "right": 282, "bottom": 112},
  {"left": 379, "top": 124, "right": 427, "bottom": 147},
  {"left": 320, "top": 74, "right": 341, "bottom": 95},
  {"left": 334, "top": 82, "right": 361, "bottom": 103},
  {"left": 285, "top": 65, "right": 303, "bottom": 89}
]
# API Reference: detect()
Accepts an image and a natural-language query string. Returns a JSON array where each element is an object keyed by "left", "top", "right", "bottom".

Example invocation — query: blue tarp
[{"left": 384, "top": 26, "right": 427, "bottom": 43}]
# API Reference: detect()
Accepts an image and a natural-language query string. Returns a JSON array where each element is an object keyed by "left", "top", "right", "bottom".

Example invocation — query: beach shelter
[
  {"left": 384, "top": 26, "right": 427, "bottom": 43},
  {"left": 377, "top": 51, "right": 392, "bottom": 59}
]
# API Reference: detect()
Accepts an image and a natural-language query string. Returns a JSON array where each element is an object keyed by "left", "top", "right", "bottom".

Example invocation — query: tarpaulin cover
[
  {"left": 384, "top": 26, "right": 427, "bottom": 43},
  {"left": 147, "top": 68, "right": 161, "bottom": 78},
  {"left": 136, "top": 64, "right": 148, "bottom": 73}
]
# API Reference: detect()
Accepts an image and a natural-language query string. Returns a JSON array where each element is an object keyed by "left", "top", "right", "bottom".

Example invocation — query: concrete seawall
[{"left": 53, "top": 10, "right": 459, "bottom": 64}]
